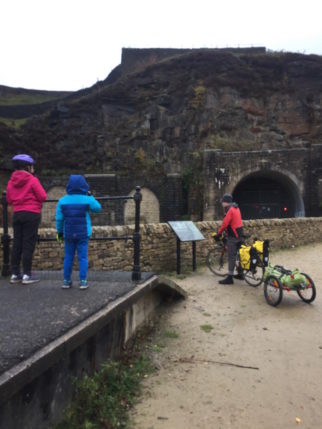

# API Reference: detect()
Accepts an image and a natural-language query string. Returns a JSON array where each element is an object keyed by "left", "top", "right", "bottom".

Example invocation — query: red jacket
[
  {"left": 6, "top": 171, "right": 47, "bottom": 214},
  {"left": 218, "top": 204, "right": 243, "bottom": 238}
]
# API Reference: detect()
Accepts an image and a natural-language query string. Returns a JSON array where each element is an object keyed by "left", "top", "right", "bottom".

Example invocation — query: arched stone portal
[
  {"left": 233, "top": 172, "right": 305, "bottom": 219},
  {"left": 124, "top": 187, "right": 160, "bottom": 224}
]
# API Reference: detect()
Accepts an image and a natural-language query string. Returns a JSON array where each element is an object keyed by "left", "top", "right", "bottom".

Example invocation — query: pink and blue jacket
[{"left": 6, "top": 170, "right": 47, "bottom": 214}]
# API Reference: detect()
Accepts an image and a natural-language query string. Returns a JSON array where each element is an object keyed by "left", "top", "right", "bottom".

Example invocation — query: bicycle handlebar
[{"left": 273, "top": 265, "right": 292, "bottom": 275}]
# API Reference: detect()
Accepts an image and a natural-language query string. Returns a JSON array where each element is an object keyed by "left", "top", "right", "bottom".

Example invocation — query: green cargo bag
[{"left": 264, "top": 263, "right": 307, "bottom": 289}]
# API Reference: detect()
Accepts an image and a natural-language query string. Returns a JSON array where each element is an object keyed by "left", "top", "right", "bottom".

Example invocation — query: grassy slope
[
  {"left": 0, "top": 85, "right": 71, "bottom": 105},
  {"left": 0, "top": 85, "right": 72, "bottom": 127}
]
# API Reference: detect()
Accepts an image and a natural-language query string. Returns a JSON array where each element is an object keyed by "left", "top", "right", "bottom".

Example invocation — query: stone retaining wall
[{"left": 2, "top": 218, "right": 322, "bottom": 274}]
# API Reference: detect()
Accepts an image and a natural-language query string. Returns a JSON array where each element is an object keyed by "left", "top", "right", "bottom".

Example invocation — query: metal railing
[{"left": 1, "top": 186, "right": 142, "bottom": 281}]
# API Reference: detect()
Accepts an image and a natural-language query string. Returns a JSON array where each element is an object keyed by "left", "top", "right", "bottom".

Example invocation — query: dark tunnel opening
[{"left": 233, "top": 175, "right": 303, "bottom": 219}]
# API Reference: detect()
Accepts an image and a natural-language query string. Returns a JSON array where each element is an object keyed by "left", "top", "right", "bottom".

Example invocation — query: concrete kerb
[{"left": 0, "top": 274, "right": 186, "bottom": 407}]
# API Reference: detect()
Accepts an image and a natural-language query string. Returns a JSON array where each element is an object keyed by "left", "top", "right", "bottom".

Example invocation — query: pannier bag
[
  {"left": 264, "top": 263, "right": 307, "bottom": 289},
  {"left": 252, "top": 239, "right": 269, "bottom": 267},
  {"left": 239, "top": 245, "right": 258, "bottom": 270}
]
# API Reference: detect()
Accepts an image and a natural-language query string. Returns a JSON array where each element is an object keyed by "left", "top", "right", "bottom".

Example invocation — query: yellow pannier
[
  {"left": 252, "top": 239, "right": 269, "bottom": 267},
  {"left": 239, "top": 245, "right": 252, "bottom": 270},
  {"left": 253, "top": 240, "right": 263, "bottom": 254}
]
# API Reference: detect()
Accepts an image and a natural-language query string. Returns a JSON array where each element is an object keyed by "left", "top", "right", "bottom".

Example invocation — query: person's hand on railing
[{"left": 56, "top": 232, "right": 64, "bottom": 243}]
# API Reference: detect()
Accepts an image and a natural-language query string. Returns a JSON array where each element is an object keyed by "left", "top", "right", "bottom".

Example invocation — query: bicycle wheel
[
  {"left": 264, "top": 275, "right": 283, "bottom": 306},
  {"left": 296, "top": 273, "right": 316, "bottom": 303},
  {"left": 243, "top": 259, "right": 264, "bottom": 287},
  {"left": 206, "top": 249, "right": 228, "bottom": 277}
]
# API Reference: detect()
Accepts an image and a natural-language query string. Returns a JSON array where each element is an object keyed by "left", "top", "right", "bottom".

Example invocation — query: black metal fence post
[
  {"left": 1, "top": 191, "right": 11, "bottom": 277},
  {"left": 176, "top": 237, "right": 181, "bottom": 275},
  {"left": 192, "top": 241, "right": 196, "bottom": 271},
  {"left": 132, "top": 186, "right": 142, "bottom": 281}
]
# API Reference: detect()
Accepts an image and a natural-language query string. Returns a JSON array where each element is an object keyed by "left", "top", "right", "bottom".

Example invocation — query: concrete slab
[
  {"left": 0, "top": 270, "right": 186, "bottom": 426},
  {"left": 0, "top": 271, "right": 155, "bottom": 376}
]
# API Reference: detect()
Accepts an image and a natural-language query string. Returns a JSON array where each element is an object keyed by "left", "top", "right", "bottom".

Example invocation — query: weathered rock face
[{"left": 1, "top": 50, "right": 322, "bottom": 179}]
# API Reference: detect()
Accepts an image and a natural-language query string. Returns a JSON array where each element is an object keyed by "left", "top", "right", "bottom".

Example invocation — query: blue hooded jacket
[{"left": 56, "top": 175, "right": 101, "bottom": 239}]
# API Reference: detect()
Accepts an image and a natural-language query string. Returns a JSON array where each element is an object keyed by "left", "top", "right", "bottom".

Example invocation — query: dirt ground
[{"left": 131, "top": 243, "right": 322, "bottom": 429}]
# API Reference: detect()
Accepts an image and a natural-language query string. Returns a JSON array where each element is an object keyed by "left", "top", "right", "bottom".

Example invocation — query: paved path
[
  {"left": 131, "top": 243, "right": 322, "bottom": 429},
  {"left": 0, "top": 271, "right": 153, "bottom": 375}
]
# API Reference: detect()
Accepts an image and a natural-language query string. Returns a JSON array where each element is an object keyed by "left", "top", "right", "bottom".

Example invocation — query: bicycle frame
[{"left": 207, "top": 232, "right": 265, "bottom": 286}]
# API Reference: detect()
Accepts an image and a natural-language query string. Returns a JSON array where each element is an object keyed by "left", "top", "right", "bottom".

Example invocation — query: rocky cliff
[{"left": 1, "top": 50, "right": 322, "bottom": 178}]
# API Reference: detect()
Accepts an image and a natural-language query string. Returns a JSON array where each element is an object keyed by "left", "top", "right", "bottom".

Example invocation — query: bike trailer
[
  {"left": 264, "top": 263, "right": 307, "bottom": 289},
  {"left": 263, "top": 263, "right": 316, "bottom": 306}
]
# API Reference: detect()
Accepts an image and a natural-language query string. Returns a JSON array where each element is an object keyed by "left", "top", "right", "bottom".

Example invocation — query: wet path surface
[{"left": 0, "top": 271, "right": 153, "bottom": 375}]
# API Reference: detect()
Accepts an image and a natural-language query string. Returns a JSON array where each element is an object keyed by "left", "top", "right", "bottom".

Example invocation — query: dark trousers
[
  {"left": 227, "top": 236, "right": 242, "bottom": 275},
  {"left": 11, "top": 211, "right": 41, "bottom": 276}
]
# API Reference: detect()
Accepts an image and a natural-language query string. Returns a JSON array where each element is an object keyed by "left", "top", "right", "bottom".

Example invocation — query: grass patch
[
  {"left": 162, "top": 266, "right": 203, "bottom": 280},
  {"left": 0, "top": 117, "right": 28, "bottom": 128},
  {"left": 153, "top": 343, "right": 165, "bottom": 352},
  {"left": 54, "top": 325, "right": 156, "bottom": 429},
  {"left": 55, "top": 355, "right": 153, "bottom": 429},
  {"left": 176, "top": 273, "right": 188, "bottom": 280},
  {"left": 0, "top": 92, "right": 68, "bottom": 106},
  {"left": 203, "top": 312, "right": 211, "bottom": 317},
  {"left": 161, "top": 272, "right": 188, "bottom": 280},
  {"left": 200, "top": 324, "right": 214, "bottom": 333},
  {"left": 163, "top": 330, "right": 179, "bottom": 339}
]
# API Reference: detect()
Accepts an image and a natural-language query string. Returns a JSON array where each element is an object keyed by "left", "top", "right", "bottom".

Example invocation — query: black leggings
[{"left": 11, "top": 211, "right": 41, "bottom": 276}]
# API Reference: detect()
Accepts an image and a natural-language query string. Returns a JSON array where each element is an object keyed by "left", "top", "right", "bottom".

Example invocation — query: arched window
[{"left": 124, "top": 188, "right": 160, "bottom": 224}]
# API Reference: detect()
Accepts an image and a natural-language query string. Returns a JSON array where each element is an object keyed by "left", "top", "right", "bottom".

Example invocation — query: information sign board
[{"left": 168, "top": 221, "right": 205, "bottom": 242}]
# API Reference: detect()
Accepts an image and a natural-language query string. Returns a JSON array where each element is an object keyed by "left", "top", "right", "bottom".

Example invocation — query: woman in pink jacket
[{"left": 6, "top": 154, "right": 47, "bottom": 284}]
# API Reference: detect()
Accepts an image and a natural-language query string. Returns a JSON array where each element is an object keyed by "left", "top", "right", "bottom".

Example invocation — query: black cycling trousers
[
  {"left": 11, "top": 211, "right": 41, "bottom": 276},
  {"left": 227, "top": 236, "right": 242, "bottom": 275}
]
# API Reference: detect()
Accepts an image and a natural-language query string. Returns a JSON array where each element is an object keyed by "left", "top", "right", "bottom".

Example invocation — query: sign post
[{"left": 168, "top": 221, "right": 205, "bottom": 274}]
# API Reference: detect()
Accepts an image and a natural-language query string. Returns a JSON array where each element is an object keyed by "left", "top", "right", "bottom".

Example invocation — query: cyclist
[{"left": 216, "top": 193, "right": 244, "bottom": 285}]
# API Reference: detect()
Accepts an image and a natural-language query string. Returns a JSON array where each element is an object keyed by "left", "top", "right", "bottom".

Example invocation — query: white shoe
[
  {"left": 62, "top": 279, "right": 72, "bottom": 289},
  {"left": 22, "top": 274, "right": 40, "bottom": 285},
  {"left": 10, "top": 274, "right": 22, "bottom": 284},
  {"left": 79, "top": 280, "right": 88, "bottom": 290}
]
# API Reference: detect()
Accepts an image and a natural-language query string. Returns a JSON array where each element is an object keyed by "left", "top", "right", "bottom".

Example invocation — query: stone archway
[
  {"left": 124, "top": 187, "right": 160, "bottom": 224},
  {"left": 233, "top": 171, "right": 305, "bottom": 219}
]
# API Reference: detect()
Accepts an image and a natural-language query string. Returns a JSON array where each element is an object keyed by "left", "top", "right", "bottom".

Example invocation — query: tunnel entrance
[{"left": 233, "top": 174, "right": 304, "bottom": 219}]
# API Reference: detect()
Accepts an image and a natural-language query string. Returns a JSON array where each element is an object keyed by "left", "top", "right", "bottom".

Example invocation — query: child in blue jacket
[{"left": 56, "top": 175, "right": 101, "bottom": 289}]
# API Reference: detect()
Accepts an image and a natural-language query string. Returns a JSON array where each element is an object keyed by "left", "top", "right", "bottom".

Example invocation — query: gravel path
[{"left": 131, "top": 243, "right": 322, "bottom": 429}]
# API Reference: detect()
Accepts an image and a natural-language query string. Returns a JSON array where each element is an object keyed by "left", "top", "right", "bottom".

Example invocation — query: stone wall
[{"left": 1, "top": 218, "right": 322, "bottom": 274}]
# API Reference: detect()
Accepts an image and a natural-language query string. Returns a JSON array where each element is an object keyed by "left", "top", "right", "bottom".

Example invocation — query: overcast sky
[{"left": 1, "top": 0, "right": 322, "bottom": 92}]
